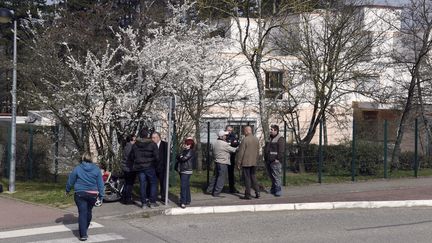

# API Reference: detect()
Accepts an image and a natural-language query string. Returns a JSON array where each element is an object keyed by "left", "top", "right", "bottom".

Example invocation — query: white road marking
[
  {"left": 27, "top": 233, "right": 125, "bottom": 243},
  {"left": 0, "top": 222, "right": 103, "bottom": 239}
]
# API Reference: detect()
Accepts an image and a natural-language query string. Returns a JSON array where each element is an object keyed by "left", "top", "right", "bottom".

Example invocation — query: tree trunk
[
  {"left": 391, "top": 76, "right": 416, "bottom": 169},
  {"left": 297, "top": 143, "right": 306, "bottom": 174},
  {"left": 323, "top": 115, "right": 328, "bottom": 146}
]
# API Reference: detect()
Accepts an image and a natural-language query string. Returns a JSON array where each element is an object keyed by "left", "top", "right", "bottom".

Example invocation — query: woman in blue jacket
[{"left": 66, "top": 152, "right": 104, "bottom": 241}]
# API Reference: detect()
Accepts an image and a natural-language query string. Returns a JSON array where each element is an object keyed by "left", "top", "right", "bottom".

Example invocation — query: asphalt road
[
  {"left": 128, "top": 208, "right": 432, "bottom": 243},
  {"left": 3, "top": 207, "right": 432, "bottom": 242}
]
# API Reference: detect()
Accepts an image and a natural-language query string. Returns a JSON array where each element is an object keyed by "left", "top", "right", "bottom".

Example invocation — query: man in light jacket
[
  {"left": 236, "top": 126, "right": 260, "bottom": 200},
  {"left": 206, "top": 130, "right": 237, "bottom": 197}
]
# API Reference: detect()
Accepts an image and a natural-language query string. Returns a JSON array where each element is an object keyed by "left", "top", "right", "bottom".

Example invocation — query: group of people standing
[
  {"left": 207, "top": 124, "right": 285, "bottom": 200},
  {"left": 121, "top": 128, "right": 168, "bottom": 208},
  {"left": 121, "top": 127, "right": 196, "bottom": 209},
  {"left": 64, "top": 124, "right": 285, "bottom": 241}
]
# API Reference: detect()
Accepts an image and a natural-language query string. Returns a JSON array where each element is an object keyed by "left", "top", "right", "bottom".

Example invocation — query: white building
[{"left": 201, "top": 3, "right": 409, "bottom": 145}]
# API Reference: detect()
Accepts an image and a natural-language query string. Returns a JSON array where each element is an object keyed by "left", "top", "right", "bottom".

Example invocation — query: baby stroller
[{"left": 102, "top": 170, "right": 125, "bottom": 202}]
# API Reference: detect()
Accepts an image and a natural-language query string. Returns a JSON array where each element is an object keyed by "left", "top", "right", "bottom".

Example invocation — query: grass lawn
[
  {"left": 1, "top": 168, "right": 432, "bottom": 208},
  {"left": 0, "top": 176, "right": 75, "bottom": 209}
]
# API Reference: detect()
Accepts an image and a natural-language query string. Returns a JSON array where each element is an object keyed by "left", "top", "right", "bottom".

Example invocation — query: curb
[
  {"left": 98, "top": 208, "right": 166, "bottom": 220},
  {"left": 164, "top": 200, "right": 432, "bottom": 216}
]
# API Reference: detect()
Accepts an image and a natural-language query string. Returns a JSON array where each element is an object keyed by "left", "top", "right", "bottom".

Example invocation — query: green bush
[{"left": 295, "top": 141, "right": 384, "bottom": 176}]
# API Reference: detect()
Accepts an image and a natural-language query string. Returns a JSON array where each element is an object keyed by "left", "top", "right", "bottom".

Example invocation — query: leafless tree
[
  {"left": 390, "top": 0, "right": 432, "bottom": 168},
  {"left": 271, "top": 0, "right": 390, "bottom": 172}
]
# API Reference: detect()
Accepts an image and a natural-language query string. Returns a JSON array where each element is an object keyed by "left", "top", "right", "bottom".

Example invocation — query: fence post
[
  {"left": 351, "top": 119, "right": 356, "bottom": 182},
  {"left": 283, "top": 121, "right": 287, "bottom": 186},
  {"left": 414, "top": 118, "right": 418, "bottom": 178},
  {"left": 27, "top": 126, "right": 34, "bottom": 180},
  {"left": 383, "top": 120, "right": 388, "bottom": 179},
  {"left": 318, "top": 120, "right": 323, "bottom": 184},
  {"left": 206, "top": 121, "right": 210, "bottom": 187}
]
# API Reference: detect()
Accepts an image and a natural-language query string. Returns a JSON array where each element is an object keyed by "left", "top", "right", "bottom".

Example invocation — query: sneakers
[
  {"left": 180, "top": 204, "right": 186, "bottom": 209},
  {"left": 255, "top": 192, "right": 260, "bottom": 199},
  {"left": 79, "top": 236, "right": 88, "bottom": 241}
]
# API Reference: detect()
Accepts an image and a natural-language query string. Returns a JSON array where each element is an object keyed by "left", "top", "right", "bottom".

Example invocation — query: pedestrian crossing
[
  {"left": 28, "top": 233, "right": 125, "bottom": 243},
  {"left": 0, "top": 222, "right": 125, "bottom": 242}
]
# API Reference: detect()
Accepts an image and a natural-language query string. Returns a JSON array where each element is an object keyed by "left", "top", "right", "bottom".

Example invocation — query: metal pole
[
  {"left": 318, "top": 120, "right": 323, "bottom": 184},
  {"left": 383, "top": 120, "right": 388, "bottom": 179},
  {"left": 206, "top": 121, "right": 210, "bottom": 186},
  {"left": 283, "top": 121, "right": 287, "bottom": 186},
  {"left": 414, "top": 118, "right": 418, "bottom": 178},
  {"left": 8, "top": 20, "right": 17, "bottom": 193},
  {"left": 5, "top": 126, "right": 11, "bottom": 177},
  {"left": 165, "top": 96, "right": 174, "bottom": 205},
  {"left": 351, "top": 119, "right": 356, "bottom": 182}
]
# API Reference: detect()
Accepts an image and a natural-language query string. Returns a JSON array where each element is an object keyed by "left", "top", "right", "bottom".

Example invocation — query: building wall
[{"left": 210, "top": 5, "right": 407, "bottom": 145}]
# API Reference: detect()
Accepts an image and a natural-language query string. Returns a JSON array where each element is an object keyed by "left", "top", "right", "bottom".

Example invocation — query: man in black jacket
[
  {"left": 130, "top": 128, "right": 160, "bottom": 208},
  {"left": 151, "top": 132, "right": 168, "bottom": 203},
  {"left": 225, "top": 125, "right": 240, "bottom": 193},
  {"left": 264, "top": 124, "right": 285, "bottom": 197},
  {"left": 121, "top": 134, "right": 136, "bottom": 204}
]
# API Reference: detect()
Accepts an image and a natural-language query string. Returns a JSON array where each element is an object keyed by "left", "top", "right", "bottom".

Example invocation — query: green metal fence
[{"left": 282, "top": 117, "right": 431, "bottom": 185}]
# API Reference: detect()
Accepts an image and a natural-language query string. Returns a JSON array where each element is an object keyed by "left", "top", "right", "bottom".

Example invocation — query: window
[
  {"left": 227, "top": 120, "right": 257, "bottom": 139},
  {"left": 363, "top": 111, "right": 378, "bottom": 121},
  {"left": 360, "top": 31, "right": 374, "bottom": 61},
  {"left": 264, "top": 71, "right": 284, "bottom": 99}
]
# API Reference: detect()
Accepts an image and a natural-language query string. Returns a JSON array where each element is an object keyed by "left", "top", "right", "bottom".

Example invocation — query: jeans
[
  {"left": 242, "top": 166, "right": 259, "bottom": 197},
  {"left": 206, "top": 163, "right": 228, "bottom": 195},
  {"left": 122, "top": 171, "right": 136, "bottom": 202},
  {"left": 266, "top": 161, "right": 282, "bottom": 195},
  {"left": 147, "top": 168, "right": 167, "bottom": 201},
  {"left": 180, "top": 173, "right": 191, "bottom": 204},
  {"left": 74, "top": 192, "right": 98, "bottom": 238},
  {"left": 138, "top": 167, "right": 157, "bottom": 204}
]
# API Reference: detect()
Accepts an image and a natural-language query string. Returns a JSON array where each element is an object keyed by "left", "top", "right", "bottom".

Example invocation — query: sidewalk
[
  {"left": 0, "top": 196, "right": 74, "bottom": 230},
  {"left": 85, "top": 176, "right": 432, "bottom": 216},
  {"left": 3, "top": 176, "right": 432, "bottom": 227},
  {"left": 165, "top": 177, "right": 432, "bottom": 215}
]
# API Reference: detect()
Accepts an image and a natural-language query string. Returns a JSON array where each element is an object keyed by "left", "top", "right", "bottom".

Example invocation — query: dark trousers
[
  {"left": 122, "top": 171, "right": 136, "bottom": 203},
  {"left": 74, "top": 192, "right": 97, "bottom": 238},
  {"left": 228, "top": 154, "right": 237, "bottom": 191},
  {"left": 138, "top": 167, "right": 157, "bottom": 204},
  {"left": 157, "top": 168, "right": 167, "bottom": 201},
  {"left": 180, "top": 173, "right": 191, "bottom": 204},
  {"left": 242, "top": 166, "right": 259, "bottom": 197},
  {"left": 207, "top": 163, "right": 228, "bottom": 195}
]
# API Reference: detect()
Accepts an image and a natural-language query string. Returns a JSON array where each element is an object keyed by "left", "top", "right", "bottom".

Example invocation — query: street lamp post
[{"left": 0, "top": 8, "right": 17, "bottom": 193}]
